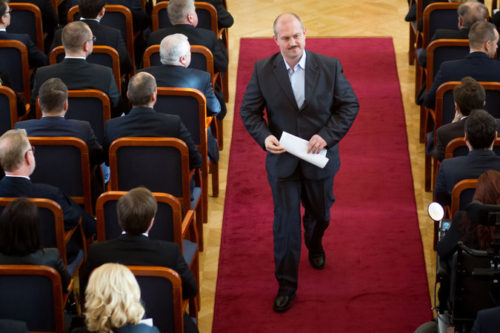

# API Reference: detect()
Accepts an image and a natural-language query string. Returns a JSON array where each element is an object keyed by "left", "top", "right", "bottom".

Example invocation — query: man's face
[
  {"left": 2, "top": 5, "right": 11, "bottom": 27},
  {"left": 487, "top": 29, "right": 499, "bottom": 59},
  {"left": 273, "top": 15, "right": 306, "bottom": 64}
]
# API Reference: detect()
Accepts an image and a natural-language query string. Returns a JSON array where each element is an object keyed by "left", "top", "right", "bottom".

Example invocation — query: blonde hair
[{"left": 84, "top": 263, "right": 145, "bottom": 333}]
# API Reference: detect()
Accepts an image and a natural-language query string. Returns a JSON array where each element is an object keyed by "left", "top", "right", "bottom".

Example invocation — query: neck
[
  {"left": 65, "top": 51, "right": 87, "bottom": 58},
  {"left": 43, "top": 111, "right": 65, "bottom": 117},
  {"left": 469, "top": 48, "right": 487, "bottom": 55}
]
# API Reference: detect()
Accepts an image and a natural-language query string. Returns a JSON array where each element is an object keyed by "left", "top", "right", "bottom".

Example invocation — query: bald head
[
  {"left": 458, "top": 1, "right": 487, "bottom": 29},
  {"left": 62, "top": 21, "right": 93, "bottom": 56},
  {"left": 127, "top": 72, "right": 157, "bottom": 107},
  {"left": 273, "top": 13, "right": 304, "bottom": 37}
]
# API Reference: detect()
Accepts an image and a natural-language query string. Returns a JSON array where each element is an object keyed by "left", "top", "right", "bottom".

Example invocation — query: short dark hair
[
  {"left": 469, "top": 21, "right": 497, "bottom": 49},
  {"left": 39, "top": 78, "right": 68, "bottom": 114},
  {"left": 0, "top": 0, "right": 8, "bottom": 17},
  {"left": 465, "top": 109, "right": 497, "bottom": 150},
  {"left": 453, "top": 76, "right": 485, "bottom": 116},
  {"left": 127, "top": 72, "right": 156, "bottom": 106},
  {"left": 117, "top": 187, "right": 158, "bottom": 235},
  {"left": 79, "top": 0, "right": 105, "bottom": 19},
  {"left": 0, "top": 198, "right": 41, "bottom": 256}
]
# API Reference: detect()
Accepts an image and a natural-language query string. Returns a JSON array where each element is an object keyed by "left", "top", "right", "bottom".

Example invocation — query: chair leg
[
  {"left": 210, "top": 162, "right": 219, "bottom": 198},
  {"left": 196, "top": 202, "right": 204, "bottom": 251},
  {"left": 420, "top": 105, "right": 426, "bottom": 143},
  {"left": 409, "top": 23, "right": 416, "bottom": 65},
  {"left": 217, "top": 118, "right": 223, "bottom": 151},
  {"left": 425, "top": 153, "right": 432, "bottom": 192}
]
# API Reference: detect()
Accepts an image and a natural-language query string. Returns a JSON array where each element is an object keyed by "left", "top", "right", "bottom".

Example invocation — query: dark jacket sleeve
[
  {"left": 436, "top": 211, "right": 464, "bottom": 260},
  {"left": 177, "top": 118, "right": 202, "bottom": 170},
  {"left": 47, "top": 248, "right": 71, "bottom": 291},
  {"left": 211, "top": 33, "right": 228, "bottom": 73},
  {"left": 172, "top": 244, "right": 198, "bottom": 299},
  {"left": 84, "top": 122, "right": 104, "bottom": 165},
  {"left": 25, "top": 35, "right": 48, "bottom": 68}
]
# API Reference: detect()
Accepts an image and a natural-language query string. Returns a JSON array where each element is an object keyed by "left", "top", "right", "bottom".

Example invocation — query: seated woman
[
  {"left": 437, "top": 169, "right": 500, "bottom": 260},
  {"left": 74, "top": 263, "right": 160, "bottom": 333},
  {"left": 0, "top": 197, "right": 70, "bottom": 290}
]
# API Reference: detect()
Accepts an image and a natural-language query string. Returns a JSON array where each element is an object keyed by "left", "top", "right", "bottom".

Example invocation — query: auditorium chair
[
  {"left": 0, "top": 198, "right": 86, "bottom": 276},
  {"left": 0, "top": 265, "right": 66, "bottom": 333},
  {"left": 155, "top": 87, "right": 217, "bottom": 221},
  {"left": 448, "top": 178, "right": 478, "bottom": 219},
  {"left": 49, "top": 45, "right": 122, "bottom": 92},
  {"left": 0, "top": 86, "right": 18, "bottom": 134},
  {"left": 8, "top": 2, "right": 44, "bottom": 52},
  {"left": 128, "top": 266, "right": 186, "bottom": 333},
  {"left": 0, "top": 40, "right": 31, "bottom": 102},
  {"left": 68, "top": 4, "right": 136, "bottom": 67},
  {"left": 28, "top": 137, "right": 93, "bottom": 215},
  {"left": 420, "top": 39, "right": 469, "bottom": 146},
  {"left": 108, "top": 137, "right": 205, "bottom": 250},
  {"left": 96, "top": 191, "right": 200, "bottom": 315}
]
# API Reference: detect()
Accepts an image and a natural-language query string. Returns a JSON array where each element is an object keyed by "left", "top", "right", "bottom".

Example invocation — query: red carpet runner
[{"left": 213, "top": 38, "right": 431, "bottom": 332}]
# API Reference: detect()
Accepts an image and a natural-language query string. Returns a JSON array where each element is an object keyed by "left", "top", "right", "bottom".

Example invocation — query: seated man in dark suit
[
  {"left": 432, "top": 76, "right": 486, "bottom": 161},
  {"left": 14, "top": 0, "right": 59, "bottom": 49},
  {"left": 158, "top": 0, "right": 234, "bottom": 28},
  {"left": 435, "top": 109, "right": 500, "bottom": 206},
  {"left": 0, "top": 0, "right": 47, "bottom": 68},
  {"left": 147, "top": 0, "right": 227, "bottom": 74},
  {"left": 82, "top": 187, "right": 199, "bottom": 333},
  {"left": 140, "top": 34, "right": 220, "bottom": 162},
  {"left": 417, "top": 1, "right": 487, "bottom": 67},
  {"left": 104, "top": 72, "right": 202, "bottom": 170},
  {"left": 424, "top": 21, "right": 500, "bottom": 110},
  {"left": 32, "top": 21, "right": 121, "bottom": 116},
  {"left": 15, "top": 78, "right": 104, "bottom": 167},
  {"left": 0, "top": 129, "right": 96, "bottom": 237},
  {"left": 50, "top": 0, "right": 133, "bottom": 76},
  {"left": 471, "top": 306, "right": 500, "bottom": 333}
]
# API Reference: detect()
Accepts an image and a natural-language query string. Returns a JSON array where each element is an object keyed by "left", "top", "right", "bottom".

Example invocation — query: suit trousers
[{"left": 267, "top": 165, "right": 335, "bottom": 294}]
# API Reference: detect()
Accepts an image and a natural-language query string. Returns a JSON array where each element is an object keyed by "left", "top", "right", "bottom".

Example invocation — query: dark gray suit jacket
[
  {"left": 82, "top": 234, "right": 198, "bottom": 300},
  {"left": 240, "top": 50, "right": 359, "bottom": 180},
  {"left": 435, "top": 150, "right": 500, "bottom": 205}
]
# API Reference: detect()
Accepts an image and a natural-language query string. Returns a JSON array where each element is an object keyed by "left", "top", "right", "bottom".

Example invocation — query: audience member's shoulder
[
  {"left": 14, "top": 119, "right": 37, "bottom": 129},
  {"left": 29, "top": 181, "right": 64, "bottom": 196}
]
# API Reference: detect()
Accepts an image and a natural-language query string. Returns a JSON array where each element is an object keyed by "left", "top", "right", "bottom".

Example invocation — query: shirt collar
[
  {"left": 64, "top": 56, "right": 86, "bottom": 60},
  {"left": 121, "top": 231, "right": 149, "bottom": 237},
  {"left": 284, "top": 51, "right": 306, "bottom": 72},
  {"left": 5, "top": 175, "right": 30, "bottom": 180},
  {"left": 0, "top": 29, "right": 6, "bottom": 32},
  {"left": 81, "top": 17, "right": 100, "bottom": 23}
]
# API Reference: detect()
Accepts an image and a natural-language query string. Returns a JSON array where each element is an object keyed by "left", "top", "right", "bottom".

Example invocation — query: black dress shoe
[
  {"left": 308, "top": 250, "right": 325, "bottom": 270},
  {"left": 273, "top": 292, "right": 296, "bottom": 312}
]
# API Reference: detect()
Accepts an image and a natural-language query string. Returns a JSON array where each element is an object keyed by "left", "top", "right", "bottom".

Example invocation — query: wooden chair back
[
  {"left": 28, "top": 137, "right": 93, "bottom": 215},
  {"left": 128, "top": 266, "right": 184, "bottom": 333},
  {"left": 8, "top": 2, "right": 44, "bottom": 52},
  {"left": 0, "top": 265, "right": 65, "bottom": 333},
  {"left": 0, "top": 40, "right": 31, "bottom": 101},
  {"left": 0, "top": 86, "right": 18, "bottom": 134},
  {"left": 422, "top": 2, "right": 461, "bottom": 48},
  {"left": 450, "top": 178, "right": 478, "bottom": 219}
]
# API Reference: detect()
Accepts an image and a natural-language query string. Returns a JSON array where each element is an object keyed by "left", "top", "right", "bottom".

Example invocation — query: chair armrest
[
  {"left": 63, "top": 217, "right": 88, "bottom": 261},
  {"left": 181, "top": 209, "right": 197, "bottom": 245}
]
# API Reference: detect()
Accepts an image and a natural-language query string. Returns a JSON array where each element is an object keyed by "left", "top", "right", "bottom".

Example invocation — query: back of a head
[
  {"left": 465, "top": 109, "right": 497, "bottom": 149},
  {"left": 473, "top": 170, "right": 500, "bottom": 204},
  {"left": 469, "top": 20, "right": 497, "bottom": 49},
  {"left": 168, "top": 0, "right": 194, "bottom": 25},
  {"left": 458, "top": 1, "right": 488, "bottom": 29},
  {"left": 0, "top": 0, "right": 8, "bottom": 19},
  {"left": 160, "top": 33, "right": 190, "bottom": 65},
  {"left": 0, "top": 198, "right": 41, "bottom": 256},
  {"left": 117, "top": 187, "right": 158, "bottom": 235},
  {"left": 62, "top": 21, "right": 91, "bottom": 53},
  {"left": 85, "top": 263, "right": 145, "bottom": 332},
  {"left": 79, "top": 0, "right": 105, "bottom": 19},
  {"left": 0, "top": 129, "right": 31, "bottom": 172},
  {"left": 453, "top": 76, "right": 485, "bottom": 116},
  {"left": 39, "top": 78, "right": 68, "bottom": 115},
  {"left": 127, "top": 72, "right": 157, "bottom": 107}
]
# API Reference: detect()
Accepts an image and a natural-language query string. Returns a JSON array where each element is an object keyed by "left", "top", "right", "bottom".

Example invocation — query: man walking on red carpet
[{"left": 240, "top": 13, "right": 359, "bottom": 312}]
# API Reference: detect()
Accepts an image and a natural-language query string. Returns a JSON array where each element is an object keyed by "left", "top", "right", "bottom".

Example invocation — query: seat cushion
[{"left": 182, "top": 239, "right": 198, "bottom": 265}]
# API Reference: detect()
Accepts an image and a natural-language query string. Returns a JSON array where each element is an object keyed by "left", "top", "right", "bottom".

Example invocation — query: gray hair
[
  {"left": 458, "top": 1, "right": 487, "bottom": 29},
  {"left": 160, "top": 34, "right": 190, "bottom": 65},
  {"left": 167, "top": 0, "right": 195, "bottom": 25}
]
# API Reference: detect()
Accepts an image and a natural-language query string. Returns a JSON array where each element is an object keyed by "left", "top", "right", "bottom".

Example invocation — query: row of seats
[{"left": 0, "top": 0, "right": 233, "bottom": 331}]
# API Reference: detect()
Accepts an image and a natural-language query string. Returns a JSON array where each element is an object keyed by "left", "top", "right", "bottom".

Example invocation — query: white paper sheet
[{"left": 279, "top": 131, "right": 329, "bottom": 168}]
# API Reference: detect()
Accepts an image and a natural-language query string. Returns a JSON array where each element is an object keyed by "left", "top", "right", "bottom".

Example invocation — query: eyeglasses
[
  {"left": 87, "top": 36, "right": 96, "bottom": 43},
  {"left": 3, "top": 9, "right": 11, "bottom": 16}
]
